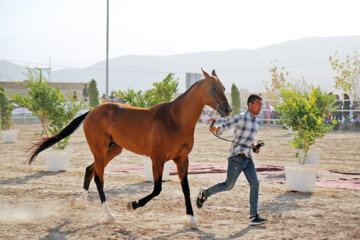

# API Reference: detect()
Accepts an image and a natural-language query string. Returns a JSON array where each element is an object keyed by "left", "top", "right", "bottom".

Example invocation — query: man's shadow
[{"left": 259, "top": 191, "right": 313, "bottom": 222}]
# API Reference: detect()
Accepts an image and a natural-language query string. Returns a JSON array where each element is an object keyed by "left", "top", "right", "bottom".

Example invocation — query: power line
[{"left": 1, "top": 58, "right": 330, "bottom": 74}]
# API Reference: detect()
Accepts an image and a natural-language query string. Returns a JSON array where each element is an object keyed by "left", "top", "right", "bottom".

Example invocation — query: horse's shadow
[
  {"left": 38, "top": 218, "right": 110, "bottom": 240},
  {"left": 0, "top": 171, "right": 60, "bottom": 185},
  {"left": 155, "top": 225, "right": 266, "bottom": 240},
  {"left": 156, "top": 191, "right": 310, "bottom": 239}
]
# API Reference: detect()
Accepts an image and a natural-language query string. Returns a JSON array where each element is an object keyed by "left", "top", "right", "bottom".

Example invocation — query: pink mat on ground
[{"left": 105, "top": 164, "right": 360, "bottom": 190}]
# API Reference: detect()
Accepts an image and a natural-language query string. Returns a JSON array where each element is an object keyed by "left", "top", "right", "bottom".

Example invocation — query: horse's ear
[
  {"left": 212, "top": 69, "right": 217, "bottom": 77},
  {"left": 201, "top": 68, "right": 210, "bottom": 79}
]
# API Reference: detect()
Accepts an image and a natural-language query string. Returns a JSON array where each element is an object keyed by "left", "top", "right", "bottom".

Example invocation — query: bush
[
  {"left": 9, "top": 68, "right": 85, "bottom": 149},
  {"left": 276, "top": 86, "right": 336, "bottom": 164},
  {"left": 0, "top": 87, "right": 15, "bottom": 130},
  {"left": 88, "top": 79, "right": 99, "bottom": 108}
]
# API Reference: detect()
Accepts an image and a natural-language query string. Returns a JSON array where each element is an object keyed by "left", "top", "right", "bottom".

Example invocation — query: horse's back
[{"left": 83, "top": 102, "right": 177, "bottom": 156}]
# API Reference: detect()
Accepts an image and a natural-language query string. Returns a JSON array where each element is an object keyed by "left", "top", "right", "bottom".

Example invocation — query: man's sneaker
[
  {"left": 196, "top": 188, "right": 207, "bottom": 209},
  {"left": 249, "top": 214, "right": 268, "bottom": 226}
]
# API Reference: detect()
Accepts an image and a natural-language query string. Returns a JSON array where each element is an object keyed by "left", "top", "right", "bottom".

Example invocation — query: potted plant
[
  {"left": 0, "top": 87, "right": 19, "bottom": 143},
  {"left": 9, "top": 68, "right": 85, "bottom": 171},
  {"left": 276, "top": 86, "right": 336, "bottom": 192}
]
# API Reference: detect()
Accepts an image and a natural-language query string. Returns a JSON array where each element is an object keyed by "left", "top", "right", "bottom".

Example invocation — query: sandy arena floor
[{"left": 0, "top": 123, "right": 359, "bottom": 239}]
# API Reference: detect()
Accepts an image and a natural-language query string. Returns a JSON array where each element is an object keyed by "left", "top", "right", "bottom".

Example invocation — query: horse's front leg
[
  {"left": 175, "top": 156, "right": 198, "bottom": 229},
  {"left": 127, "top": 159, "right": 164, "bottom": 210}
]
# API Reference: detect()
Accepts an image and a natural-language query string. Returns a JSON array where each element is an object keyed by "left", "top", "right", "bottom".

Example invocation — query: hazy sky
[{"left": 1, "top": 0, "right": 360, "bottom": 69}]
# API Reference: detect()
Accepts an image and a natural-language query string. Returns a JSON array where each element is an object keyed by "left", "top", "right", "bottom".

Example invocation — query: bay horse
[{"left": 28, "top": 69, "right": 231, "bottom": 229}]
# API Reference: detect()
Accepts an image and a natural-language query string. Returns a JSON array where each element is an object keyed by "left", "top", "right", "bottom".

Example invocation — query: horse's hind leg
[
  {"left": 127, "top": 158, "right": 164, "bottom": 210},
  {"left": 70, "top": 163, "right": 95, "bottom": 207},
  {"left": 95, "top": 144, "right": 123, "bottom": 222},
  {"left": 71, "top": 144, "right": 123, "bottom": 211}
]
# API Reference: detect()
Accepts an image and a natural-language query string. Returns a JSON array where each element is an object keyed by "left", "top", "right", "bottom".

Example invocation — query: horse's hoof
[
  {"left": 126, "top": 201, "right": 134, "bottom": 211},
  {"left": 189, "top": 216, "right": 199, "bottom": 230},
  {"left": 189, "top": 221, "right": 199, "bottom": 230},
  {"left": 70, "top": 199, "right": 86, "bottom": 208},
  {"left": 105, "top": 214, "right": 117, "bottom": 223}
]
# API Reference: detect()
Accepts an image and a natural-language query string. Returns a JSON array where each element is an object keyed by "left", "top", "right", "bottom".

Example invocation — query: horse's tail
[{"left": 28, "top": 111, "right": 90, "bottom": 164}]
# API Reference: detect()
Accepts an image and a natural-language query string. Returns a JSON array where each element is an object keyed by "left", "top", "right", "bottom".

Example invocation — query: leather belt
[{"left": 236, "top": 152, "right": 246, "bottom": 157}]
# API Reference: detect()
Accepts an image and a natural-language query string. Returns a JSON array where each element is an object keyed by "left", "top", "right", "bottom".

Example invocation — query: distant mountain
[
  {"left": 0, "top": 60, "right": 28, "bottom": 82},
  {"left": 1, "top": 36, "right": 360, "bottom": 94}
]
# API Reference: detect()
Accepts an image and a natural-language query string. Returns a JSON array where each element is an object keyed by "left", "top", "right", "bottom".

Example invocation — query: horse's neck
[{"left": 171, "top": 83, "right": 205, "bottom": 131}]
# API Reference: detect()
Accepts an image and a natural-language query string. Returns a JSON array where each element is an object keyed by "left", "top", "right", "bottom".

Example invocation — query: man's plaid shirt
[{"left": 215, "top": 110, "right": 260, "bottom": 158}]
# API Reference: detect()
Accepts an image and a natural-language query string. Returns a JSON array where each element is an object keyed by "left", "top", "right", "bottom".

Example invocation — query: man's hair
[{"left": 247, "top": 94, "right": 263, "bottom": 106}]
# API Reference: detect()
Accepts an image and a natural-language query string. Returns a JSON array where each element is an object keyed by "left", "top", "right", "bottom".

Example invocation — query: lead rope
[{"left": 210, "top": 120, "right": 265, "bottom": 152}]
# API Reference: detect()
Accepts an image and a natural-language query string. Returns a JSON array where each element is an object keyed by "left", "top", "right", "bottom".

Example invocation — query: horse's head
[{"left": 200, "top": 69, "right": 232, "bottom": 117}]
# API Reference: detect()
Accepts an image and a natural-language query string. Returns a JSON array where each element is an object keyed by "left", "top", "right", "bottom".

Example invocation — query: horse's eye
[{"left": 213, "top": 87, "right": 217, "bottom": 91}]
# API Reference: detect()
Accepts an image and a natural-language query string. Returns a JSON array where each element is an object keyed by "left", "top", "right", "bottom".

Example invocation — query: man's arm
[{"left": 208, "top": 114, "right": 243, "bottom": 135}]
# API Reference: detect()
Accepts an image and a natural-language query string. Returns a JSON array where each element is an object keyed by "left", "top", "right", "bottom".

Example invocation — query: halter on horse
[{"left": 28, "top": 69, "right": 232, "bottom": 229}]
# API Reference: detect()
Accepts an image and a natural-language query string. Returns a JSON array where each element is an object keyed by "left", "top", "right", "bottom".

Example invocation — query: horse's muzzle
[{"left": 217, "top": 101, "right": 232, "bottom": 117}]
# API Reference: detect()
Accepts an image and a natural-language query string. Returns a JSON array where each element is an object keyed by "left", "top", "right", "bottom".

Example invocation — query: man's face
[{"left": 249, "top": 99, "right": 263, "bottom": 116}]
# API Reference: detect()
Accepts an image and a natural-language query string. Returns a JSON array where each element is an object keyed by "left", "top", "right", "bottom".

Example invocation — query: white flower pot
[
  {"left": 144, "top": 161, "right": 171, "bottom": 182},
  {"left": 1, "top": 129, "right": 19, "bottom": 143},
  {"left": 284, "top": 163, "right": 319, "bottom": 192},
  {"left": 45, "top": 149, "right": 70, "bottom": 172}
]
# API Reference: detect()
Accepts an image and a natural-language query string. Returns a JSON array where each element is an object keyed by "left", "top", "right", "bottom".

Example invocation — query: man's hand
[
  {"left": 209, "top": 126, "right": 220, "bottom": 133},
  {"left": 208, "top": 118, "right": 220, "bottom": 133},
  {"left": 252, "top": 144, "right": 261, "bottom": 153}
]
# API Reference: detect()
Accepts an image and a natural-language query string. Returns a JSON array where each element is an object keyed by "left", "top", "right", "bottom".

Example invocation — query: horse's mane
[{"left": 173, "top": 79, "right": 204, "bottom": 102}]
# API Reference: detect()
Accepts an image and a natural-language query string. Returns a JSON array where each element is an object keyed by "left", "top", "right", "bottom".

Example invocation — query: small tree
[
  {"left": 150, "top": 73, "right": 179, "bottom": 104},
  {"left": 230, "top": 83, "right": 240, "bottom": 116},
  {"left": 114, "top": 73, "right": 179, "bottom": 107},
  {"left": 0, "top": 87, "right": 15, "bottom": 130},
  {"left": 88, "top": 79, "right": 100, "bottom": 108},
  {"left": 329, "top": 51, "right": 360, "bottom": 100},
  {"left": 9, "top": 68, "right": 85, "bottom": 149},
  {"left": 116, "top": 89, "right": 146, "bottom": 107},
  {"left": 276, "top": 86, "right": 336, "bottom": 164}
]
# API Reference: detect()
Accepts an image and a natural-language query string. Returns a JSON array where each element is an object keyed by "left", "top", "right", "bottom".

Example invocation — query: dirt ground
[{"left": 0, "top": 123, "right": 359, "bottom": 239}]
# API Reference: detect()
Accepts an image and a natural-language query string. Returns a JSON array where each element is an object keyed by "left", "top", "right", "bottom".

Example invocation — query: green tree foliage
[
  {"left": 230, "top": 83, "right": 240, "bottom": 116},
  {"left": 329, "top": 51, "right": 360, "bottom": 99},
  {"left": 0, "top": 87, "right": 15, "bottom": 130},
  {"left": 9, "top": 68, "right": 85, "bottom": 149},
  {"left": 275, "top": 86, "right": 336, "bottom": 164},
  {"left": 114, "top": 73, "right": 179, "bottom": 107},
  {"left": 88, "top": 79, "right": 100, "bottom": 108}
]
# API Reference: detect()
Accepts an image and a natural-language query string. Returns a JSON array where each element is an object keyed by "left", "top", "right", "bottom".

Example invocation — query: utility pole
[
  {"left": 48, "top": 56, "right": 52, "bottom": 81},
  {"left": 106, "top": 0, "right": 109, "bottom": 97}
]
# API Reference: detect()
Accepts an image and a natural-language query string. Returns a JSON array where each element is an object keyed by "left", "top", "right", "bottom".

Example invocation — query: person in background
[
  {"left": 101, "top": 94, "right": 107, "bottom": 104},
  {"left": 353, "top": 113, "right": 360, "bottom": 131},
  {"left": 265, "top": 101, "right": 271, "bottom": 124},
  {"left": 342, "top": 113, "right": 351, "bottom": 131},
  {"left": 73, "top": 91, "right": 78, "bottom": 101},
  {"left": 109, "top": 92, "right": 115, "bottom": 102},
  {"left": 343, "top": 93, "right": 351, "bottom": 120},
  {"left": 332, "top": 95, "right": 342, "bottom": 130},
  {"left": 351, "top": 100, "right": 359, "bottom": 118},
  {"left": 82, "top": 84, "right": 88, "bottom": 102}
]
